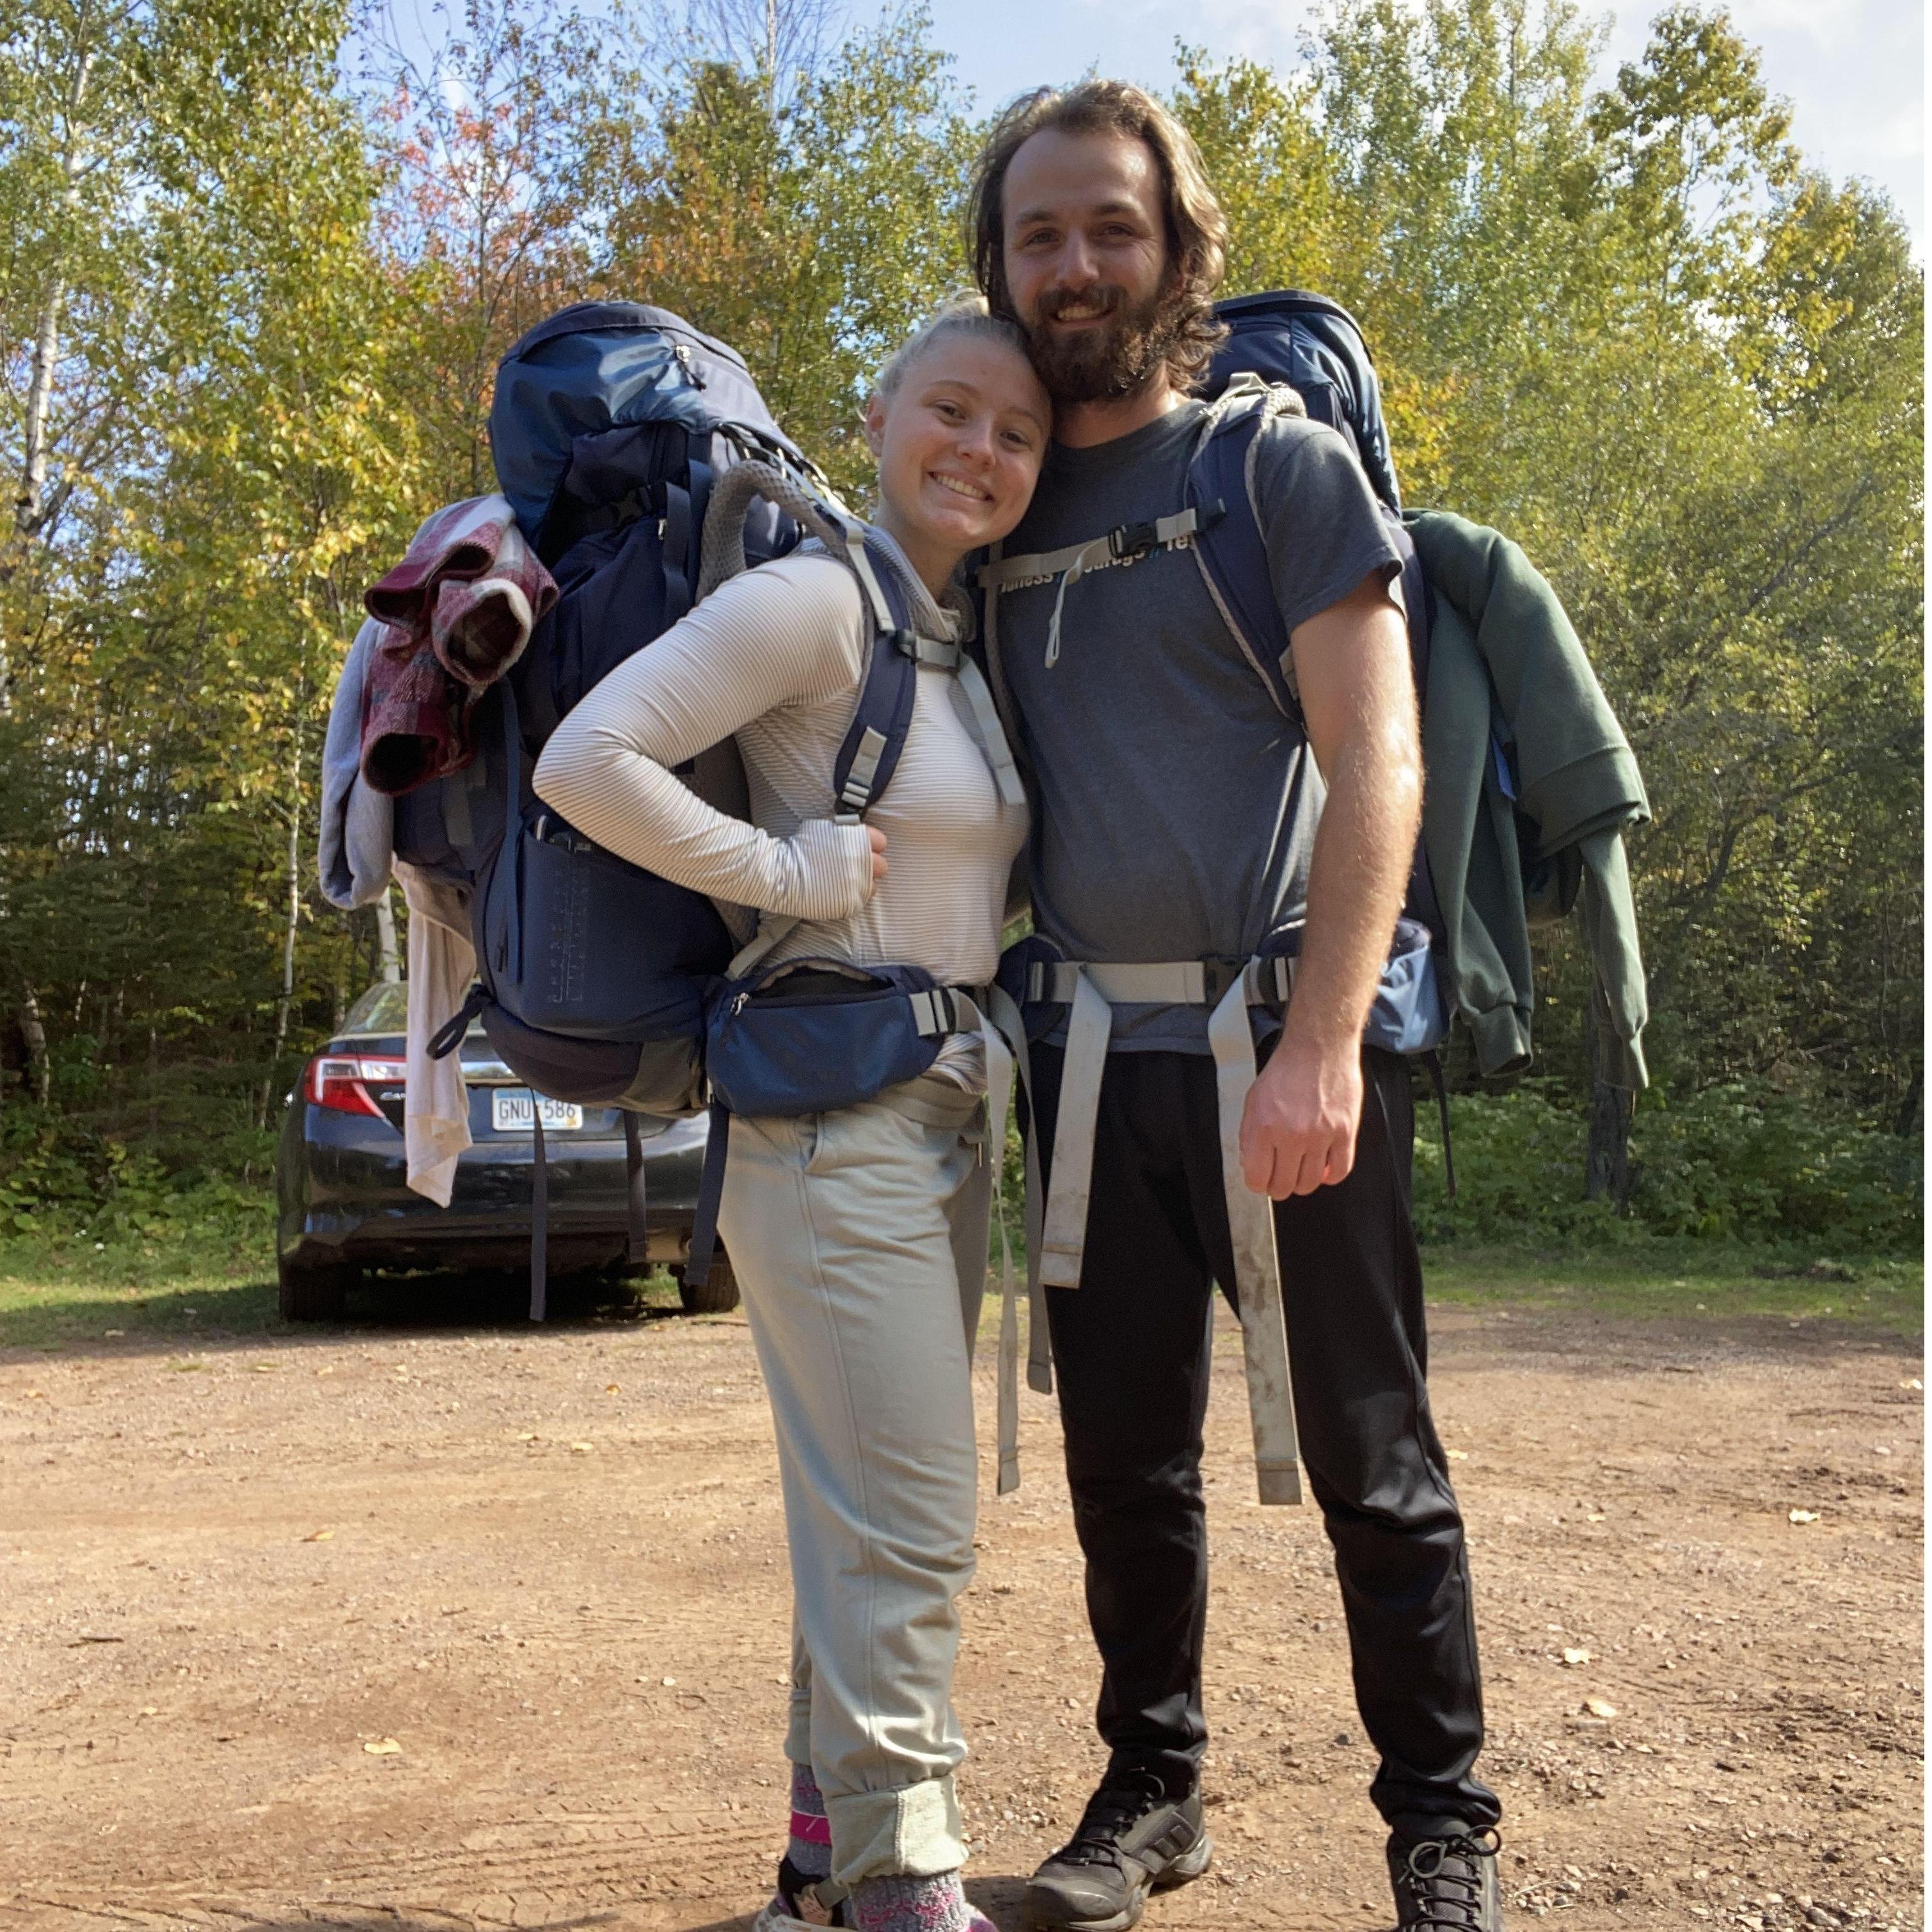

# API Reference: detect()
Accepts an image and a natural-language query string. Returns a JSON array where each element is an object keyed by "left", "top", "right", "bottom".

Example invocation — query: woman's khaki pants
[{"left": 715, "top": 1073, "right": 990, "bottom": 1888}]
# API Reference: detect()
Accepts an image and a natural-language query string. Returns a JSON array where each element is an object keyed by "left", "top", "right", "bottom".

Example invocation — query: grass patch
[
  {"left": 2, "top": 1215, "right": 1919, "bottom": 1354},
  {"left": 0, "top": 1223, "right": 278, "bottom": 1349},
  {"left": 1423, "top": 1239, "right": 1923, "bottom": 1334}
]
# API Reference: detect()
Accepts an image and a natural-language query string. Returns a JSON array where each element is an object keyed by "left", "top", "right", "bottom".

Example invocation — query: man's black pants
[{"left": 1028, "top": 1041, "right": 1499, "bottom": 1839}]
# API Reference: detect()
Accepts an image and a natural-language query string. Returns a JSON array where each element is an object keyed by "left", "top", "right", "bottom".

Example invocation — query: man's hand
[{"left": 1239, "top": 1034, "right": 1365, "bottom": 1198}]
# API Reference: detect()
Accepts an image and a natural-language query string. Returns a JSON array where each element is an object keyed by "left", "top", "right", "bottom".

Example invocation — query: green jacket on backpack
[{"left": 1408, "top": 509, "right": 1651, "bottom": 1091}]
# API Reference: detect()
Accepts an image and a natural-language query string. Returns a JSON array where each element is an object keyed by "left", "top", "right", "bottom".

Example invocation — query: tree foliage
[{"left": 0, "top": 0, "right": 1918, "bottom": 1221}]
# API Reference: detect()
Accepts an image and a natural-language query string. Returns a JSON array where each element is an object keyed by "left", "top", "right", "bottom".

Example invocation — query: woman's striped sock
[
  {"left": 849, "top": 1871, "right": 979, "bottom": 1932},
  {"left": 788, "top": 1761, "right": 833, "bottom": 1880}
]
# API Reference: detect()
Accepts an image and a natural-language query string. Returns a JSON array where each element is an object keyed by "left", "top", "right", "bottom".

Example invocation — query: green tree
[{"left": 590, "top": 9, "right": 976, "bottom": 498}]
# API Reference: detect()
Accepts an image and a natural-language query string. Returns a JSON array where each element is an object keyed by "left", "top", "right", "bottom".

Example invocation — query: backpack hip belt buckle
[{"left": 1200, "top": 955, "right": 1249, "bottom": 1005}]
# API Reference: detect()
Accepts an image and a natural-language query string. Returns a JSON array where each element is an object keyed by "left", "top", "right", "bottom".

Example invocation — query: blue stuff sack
[
  {"left": 1255, "top": 917, "right": 1448, "bottom": 1057},
  {"left": 1365, "top": 916, "right": 1450, "bottom": 1055},
  {"left": 702, "top": 958, "right": 955, "bottom": 1119}
]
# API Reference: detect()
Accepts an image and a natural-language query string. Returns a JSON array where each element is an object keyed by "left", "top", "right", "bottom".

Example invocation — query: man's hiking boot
[
  {"left": 753, "top": 1853, "right": 850, "bottom": 1929},
  {"left": 1387, "top": 1826, "right": 1504, "bottom": 1931},
  {"left": 1025, "top": 1769, "right": 1213, "bottom": 1931}
]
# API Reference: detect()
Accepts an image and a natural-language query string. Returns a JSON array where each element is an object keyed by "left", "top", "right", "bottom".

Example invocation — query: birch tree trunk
[
  {"left": 259, "top": 707, "right": 306, "bottom": 1127},
  {"left": 18, "top": 280, "right": 65, "bottom": 533},
  {"left": 19, "top": 984, "right": 50, "bottom": 1107},
  {"left": 15, "top": 47, "right": 93, "bottom": 536},
  {"left": 376, "top": 882, "right": 401, "bottom": 984},
  {"left": 6, "top": 46, "right": 96, "bottom": 716}
]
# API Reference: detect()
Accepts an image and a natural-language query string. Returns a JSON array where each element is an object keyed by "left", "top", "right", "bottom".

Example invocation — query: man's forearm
[
  {"left": 1283, "top": 729, "right": 1420, "bottom": 1056},
  {"left": 1238, "top": 578, "right": 1419, "bottom": 1197}
]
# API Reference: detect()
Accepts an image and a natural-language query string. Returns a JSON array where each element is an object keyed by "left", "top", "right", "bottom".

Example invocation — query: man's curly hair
[{"left": 967, "top": 80, "right": 1229, "bottom": 393}]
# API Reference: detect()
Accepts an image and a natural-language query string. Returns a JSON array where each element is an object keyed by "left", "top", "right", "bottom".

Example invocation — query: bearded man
[{"left": 967, "top": 82, "right": 1504, "bottom": 1932}]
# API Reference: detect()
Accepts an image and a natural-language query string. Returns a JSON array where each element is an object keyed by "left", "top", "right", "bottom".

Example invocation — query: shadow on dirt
[
  {"left": 189, "top": 1891, "right": 1025, "bottom": 1932},
  {"left": 0, "top": 1265, "right": 708, "bottom": 1361}
]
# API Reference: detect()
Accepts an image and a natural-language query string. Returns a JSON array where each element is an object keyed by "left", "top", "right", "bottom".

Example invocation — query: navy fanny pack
[
  {"left": 685, "top": 957, "right": 980, "bottom": 1290},
  {"left": 702, "top": 957, "right": 965, "bottom": 1118}
]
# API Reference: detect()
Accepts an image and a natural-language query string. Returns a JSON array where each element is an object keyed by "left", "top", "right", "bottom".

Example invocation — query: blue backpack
[
  {"left": 409, "top": 303, "right": 942, "bottom": 1310},
  {"left": 1192, "top": 292, "right": 1449, "bottom": 996},
  {"left": 418, "top": 303, "right": 932, "bottom": 1102}
]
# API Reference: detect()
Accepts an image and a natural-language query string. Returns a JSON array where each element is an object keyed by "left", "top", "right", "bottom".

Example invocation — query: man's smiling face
[{"left": 999, "top": 127, "right": 1179, "bottom": 404}]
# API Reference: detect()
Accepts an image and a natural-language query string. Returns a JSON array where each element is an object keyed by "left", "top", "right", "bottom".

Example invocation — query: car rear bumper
[{"left": 278, "top": 1111, "right": 709, "bottom": 1274}]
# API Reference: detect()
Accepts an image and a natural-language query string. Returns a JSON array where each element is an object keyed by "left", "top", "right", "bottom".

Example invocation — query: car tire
[
  {"left": 677, "top": 1252, "right": 740, "bottom": 1315},
  {"left": 278, "top": 1254, "right": 358, "bottom": 1323}
]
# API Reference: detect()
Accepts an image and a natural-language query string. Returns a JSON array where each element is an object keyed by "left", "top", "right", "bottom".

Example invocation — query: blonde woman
[{"left": 534, "top": 300, "right": 1049, "bottom": 1932}]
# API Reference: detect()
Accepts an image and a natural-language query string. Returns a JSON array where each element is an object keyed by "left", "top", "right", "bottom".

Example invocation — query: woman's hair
[
  {"left": 966, "top": 79, "right": 1229, "bottom": 393},
  {"left": 871, "top": 294, "right": 1033, "bottom": 405}
]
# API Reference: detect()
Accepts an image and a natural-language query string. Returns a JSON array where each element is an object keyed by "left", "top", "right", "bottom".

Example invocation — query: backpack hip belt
[{"left": 1021, "top": 954, "right": 1304, "bottom": 1507}]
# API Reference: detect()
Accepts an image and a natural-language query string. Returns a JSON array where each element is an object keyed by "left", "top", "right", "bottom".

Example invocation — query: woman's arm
[{"left": 533, "top": 555, "right": 876, "bottom": 920}]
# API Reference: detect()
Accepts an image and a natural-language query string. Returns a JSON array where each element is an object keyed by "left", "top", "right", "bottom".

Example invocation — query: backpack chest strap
[{"left": 977, "top": 504, "right": 1225, "bottom": 667}]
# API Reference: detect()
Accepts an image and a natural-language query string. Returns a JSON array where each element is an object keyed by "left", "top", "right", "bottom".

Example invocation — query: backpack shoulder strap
[
  {"left": 830, "top": 527, "right": 924, "bottom": 814},
  {"left": 1188, "top": 379, "right": 1300, "bottom": 721},
  {"left": 690, "top": 464, "right": 928, "bottom": 816},
  {"left": 1189, "top": 377, "right": 1433, "bottom": 731}
]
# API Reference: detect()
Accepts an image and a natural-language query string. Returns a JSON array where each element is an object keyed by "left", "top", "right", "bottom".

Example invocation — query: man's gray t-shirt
[{"left": 988, "top": 399, "right": 1403, "bottom": 1051}]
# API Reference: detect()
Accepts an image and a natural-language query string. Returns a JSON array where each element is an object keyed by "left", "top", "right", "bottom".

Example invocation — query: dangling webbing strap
[
  {"left": 623, "top": 1111, "right": 649, "bottom": 1265},
  {"left": 1038, "top": 972, "right": 1111, "bottom": 1287},
  {"left": 950, "top": 990, "right": 1022, "bottom": 1495},
  {"left": 985, "top": 983, "right": 1053, "bottom": 1398},
  {"left": 976, "top": 505, "right": 1223, "bottom": 667},
  {"left": 1030, "top": 957, "right": 1303, "bottom": 1506},
  {"left": 1205, "top": 967, "right": 1303, "bottom": 1506},
  {"left": 529, "top": 1109, "right": 548, "bottom": 1324}
]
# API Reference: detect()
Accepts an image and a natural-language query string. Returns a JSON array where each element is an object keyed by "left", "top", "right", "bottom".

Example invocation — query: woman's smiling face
[{"left": 866, "top": 333, "right": 1050, "bottom": 585}]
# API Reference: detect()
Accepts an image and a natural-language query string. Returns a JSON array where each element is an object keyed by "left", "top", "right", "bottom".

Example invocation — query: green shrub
[
  {"left": 1413, "top": 1084, "right": 1922, "bottom": 1253},
  {"left": 0, "top": 1101, "right": 276, "bottom": 1246}
]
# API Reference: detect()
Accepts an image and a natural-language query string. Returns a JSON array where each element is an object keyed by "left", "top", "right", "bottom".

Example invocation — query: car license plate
[{"left": 491, "top": 1090, "right": 584, "bottom": 1134}]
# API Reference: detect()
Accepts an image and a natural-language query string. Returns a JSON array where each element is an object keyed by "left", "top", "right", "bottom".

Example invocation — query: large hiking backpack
[
  {"left": 415, "top": 301, "right": 928, "bottom": 1120},
  {"left": 399, "top": 303, "right": 951, "bottom": 1317},
  {"left": 1190, "top": 290, "right": 1447, "bottom": 988}
]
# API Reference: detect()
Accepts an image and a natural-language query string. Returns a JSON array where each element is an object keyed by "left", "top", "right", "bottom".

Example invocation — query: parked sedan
[{"left": 274, "top": 981, "right": 734, "bottom": 1321}]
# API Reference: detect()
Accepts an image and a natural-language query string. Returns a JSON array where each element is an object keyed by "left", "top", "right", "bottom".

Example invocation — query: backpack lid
[
  {"left": 1207, "top": 290, "right": 1401, "bottom": 512},
  {"left": 490, "top": 300, "right": 807, "bottom": 542}
]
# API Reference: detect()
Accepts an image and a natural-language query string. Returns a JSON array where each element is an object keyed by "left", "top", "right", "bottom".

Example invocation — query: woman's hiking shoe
[
  {"left": 1388, "top": 1826, "right": 1504, "bottom": 1930},
  {"left": 1024, "top": 1770, "right": 1213, "bottom": 1931},
  {"left": 753, "top": 1853, "right": 851, "bottom": 1929}
]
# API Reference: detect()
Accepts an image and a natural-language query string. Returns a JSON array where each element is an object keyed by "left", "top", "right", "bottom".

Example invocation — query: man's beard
[{"left": 1021, "top": 281, "right": 1183, "bottom": 404}]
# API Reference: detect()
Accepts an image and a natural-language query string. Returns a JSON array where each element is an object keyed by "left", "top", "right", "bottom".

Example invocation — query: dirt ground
[{"left": 1, "top": 1292, "right": 1921, "bottom": 1932}]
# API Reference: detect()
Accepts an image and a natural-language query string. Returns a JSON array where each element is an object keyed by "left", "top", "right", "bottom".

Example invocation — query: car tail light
[{"left": 307, "top": 1055, "right": 406, "bottom": 1118}]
